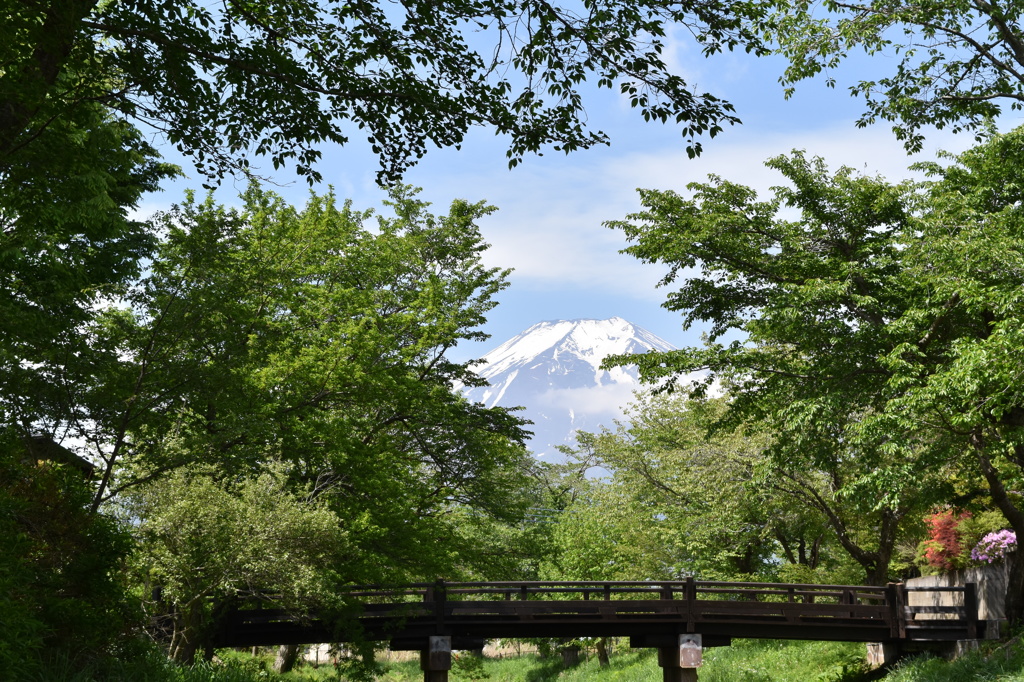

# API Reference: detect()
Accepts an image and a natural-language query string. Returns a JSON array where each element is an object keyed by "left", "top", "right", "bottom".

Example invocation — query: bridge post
[
  {"left": 885, "top": 583, "right": 900, "bottom": 640},
  {"left": 964, "top": 582, "right": 979, "bottom": 640},
  {"left": 896, "top": 582, "right": 908, "bottom": 640},
  {"left": 685, "top": 576, "right": 696, "bottom": 633},
  {"left": 426, "top": 579, "right": 447, "bottom": 628},
  {"left": 657, "top": 634, "right": 701, "bottom": 682},
  {"left": 420, "top": 635, "right": 451, "bottom": 682}
]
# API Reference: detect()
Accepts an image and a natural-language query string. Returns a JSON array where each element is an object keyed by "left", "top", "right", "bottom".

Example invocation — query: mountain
[{"left": 462, "top": 317, "right": 675, "bottom": 458}]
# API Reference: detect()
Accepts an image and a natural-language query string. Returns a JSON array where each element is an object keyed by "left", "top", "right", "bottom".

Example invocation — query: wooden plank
[{"left": 903, "top": 606, "right": 964, "bottom": 615}]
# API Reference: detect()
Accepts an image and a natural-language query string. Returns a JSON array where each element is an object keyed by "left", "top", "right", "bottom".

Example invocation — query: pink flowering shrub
[{"left": 971, "top": 530, "right": 1017, "bottom": 564}]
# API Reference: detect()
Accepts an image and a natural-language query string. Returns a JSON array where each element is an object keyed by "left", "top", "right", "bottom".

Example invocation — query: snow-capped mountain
[{"left": 462, "top": 317, "right": 675, "bottom": 458}]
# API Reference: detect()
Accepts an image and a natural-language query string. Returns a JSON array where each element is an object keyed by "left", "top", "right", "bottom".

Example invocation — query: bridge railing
[
  {"left": 215, "top": 580, "right": 982, "bottom": 647},
  {"left": 901, "top": 583, "right": 979, "bottom": 640},
  {"left": 338, "top": 579, "right": 898, "bottom": 629},
  {"left": 339, "top": 579, "right": 891, "bottom": 605}
]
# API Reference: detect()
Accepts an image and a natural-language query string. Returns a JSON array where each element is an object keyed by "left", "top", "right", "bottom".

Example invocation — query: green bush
[{"left": 0, "top": 434, "right": 140, "bottom": 675}]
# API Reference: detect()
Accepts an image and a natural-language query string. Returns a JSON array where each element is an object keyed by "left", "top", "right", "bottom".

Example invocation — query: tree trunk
[
  {"left": 596, "top": 637, "right": 610, "bottom": 667},
  {"left": 274, "top": 644, "right": 300, "bottom": 673},
  {"left": 170, "top": 603, "right": 206, "bottom": 665},
  {"left": 976, "top": 444, "right": 1024, "bottom": 623},
  {"left": 171, "top": 635, "right": 198, "bottom": 666},
  {"left": 774, "top": 474, "right": 899, "bottom": 586},
  {"left": 560, "top": 643, "right": 581, "bottom": 668},
  {"left": 1003, "top": 550, "right": 1024, "bottom": 626}
]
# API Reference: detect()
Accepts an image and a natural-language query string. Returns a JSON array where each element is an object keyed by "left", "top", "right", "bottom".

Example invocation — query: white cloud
[
  {"left": 605, "top": 121, "right": 974, "bottom": 197},
  {"left": 435, "top": 120, "right": 974, "bottom": 301},
  {"left": 536, "top": 382, "right": 641, "bottom": 416},
  {"left": 534, "top": 369, "right": 713, "bottom": 418}
]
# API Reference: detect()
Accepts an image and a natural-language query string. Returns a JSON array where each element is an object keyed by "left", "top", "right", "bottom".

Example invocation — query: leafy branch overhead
[
  {"left": 3, "top": 0, "right": 770, "bottom": 183},
  {"left": 772, "top": 0, "right": 1024, "bottom": 150}
]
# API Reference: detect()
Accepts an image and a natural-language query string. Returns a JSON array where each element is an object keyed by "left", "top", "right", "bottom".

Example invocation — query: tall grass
[
  {"left": 884, "top": 638, "right": 1024, "bottom": 682},
  {"left": 205, "top": 640, "right": 867, "bottom": 682},
  {"left": 31, "top": 636, "right": 1024, "bottom": 681},
  {"left": 352, "top": 639, "right": 871, "bottom": 681},
  {"left": 367, "top": 650, "right": 664, "bottom": 682},
  {"left": 698, "top": 640, "right": 871, "bottom": 682}
]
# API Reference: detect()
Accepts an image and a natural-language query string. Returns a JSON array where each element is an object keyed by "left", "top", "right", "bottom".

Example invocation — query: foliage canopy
[
  {"left": 64, "top": 184, "right": 530, "bottom": 518},
  {"left": 3, "top": 0, "right": 771, "bottom": 183},
  {"left": 556, "top": 394, "right": 865, "bottom": 583},
  {"left": 773, "top": 0, "right": 1024, "bottom": 151},
  {"left": 0, "top": 97, "right": 178, "bottom": 435}
]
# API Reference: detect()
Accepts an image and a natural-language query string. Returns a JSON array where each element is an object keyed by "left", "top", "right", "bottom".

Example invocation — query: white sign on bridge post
[
  {"left": 680, "top": 634, "right": 702, "bottom": 668},
  {"left": 658, "top": 634, "right": 702, "bottom": 681}
]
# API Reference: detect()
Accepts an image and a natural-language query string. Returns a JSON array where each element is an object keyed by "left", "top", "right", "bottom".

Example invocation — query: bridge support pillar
[
  {"left": 866, "top": 642, "right": 899, "bottom": 668},
  {"left": 658, "top": 634, "right": 701, "bottom": 681},
  {"left": 420, "top": 636, "right": 451, "bottom": 682}
]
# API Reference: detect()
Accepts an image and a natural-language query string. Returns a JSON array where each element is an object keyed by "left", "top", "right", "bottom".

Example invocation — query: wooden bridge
[{"left": 211, "top": 579, "right": 985, "bottom": 681}]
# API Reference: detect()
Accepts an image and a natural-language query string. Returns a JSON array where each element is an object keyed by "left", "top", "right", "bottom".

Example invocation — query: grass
[
  {"left": 883, "top": 636, "right": 1024, "bottom": 682},
  {"left": 367, "top": 649, "right": 664, "bottom": 682},
  {"left": 30, "top": 636, "right": 1024, "bottom": 681},
  {"left": 699, "top": 639, "right": 872, "bottom": 682},
  {"left": 274, "top": 639, "right": 874, "bottom": 681}
]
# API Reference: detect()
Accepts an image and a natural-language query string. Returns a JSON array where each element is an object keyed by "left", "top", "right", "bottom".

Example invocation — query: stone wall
[{"left": 906, "top": 557, "right": 1012, "bottom": 622}]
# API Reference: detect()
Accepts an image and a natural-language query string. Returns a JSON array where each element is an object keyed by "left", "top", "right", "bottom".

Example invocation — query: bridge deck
[{"left": 212, "top": 579, "right": 984, "bottom": 649}]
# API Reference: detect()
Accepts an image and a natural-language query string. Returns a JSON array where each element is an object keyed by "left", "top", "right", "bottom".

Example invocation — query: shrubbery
[
  {"left": 971, "top": 530, "right": 1017, "bottom": 564},
  {"left": 919, "top": 510, "right": 972, "bottom": 572},
  {"left": 915, "top": 507, "right": 1015, "bottom": 574},
  {"left": 0, "top": 434, "right": 139, "bottom": 677}
]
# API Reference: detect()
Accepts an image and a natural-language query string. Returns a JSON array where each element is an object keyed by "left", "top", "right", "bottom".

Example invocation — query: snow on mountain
[{"left": 461, "top": 317, "right": 676, "bottom": 458}]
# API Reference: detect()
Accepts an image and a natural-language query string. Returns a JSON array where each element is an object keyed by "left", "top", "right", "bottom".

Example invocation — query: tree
[
  {"left": 0, "top": 95, "right": 177, "bottom": 435},
  {"left": 541, "top": 474, "right": 668, "bottom": 581},
  {"left": 604, "top": 151, "right": 952, "bottom": 584},
  {"left": 772, "top": 0, "right": 1024, "bottom": 152},
  {"left": 566, "top": 394, "right": 857, "bottom": 582},
  {"left": 102, "top": 185, "right": 540, "bottom": 660},
  {"left": 132, "top": 462, "right": 351, "bottom": 664},
  {"left": 0, "top": 80, "right": 177, "bottom": 670},
  {"left": 44, "top": 184, "right": 526, "bottom": 519},
  {"left": 3, "top": 0, "right": 770, "bottom": 183},
  {"left": 875, "top": 126, "right": 1024, "bottom": 613}
]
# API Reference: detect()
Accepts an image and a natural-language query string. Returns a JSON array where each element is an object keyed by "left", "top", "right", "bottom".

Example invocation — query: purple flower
[{"left": 971, "top": 530, "right": 1016, "bottom": 564}]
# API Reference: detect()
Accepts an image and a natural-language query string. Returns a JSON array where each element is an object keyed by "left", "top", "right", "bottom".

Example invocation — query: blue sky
[{"left": 139, "top": 36, "right": 1001, "bottom": 364}]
